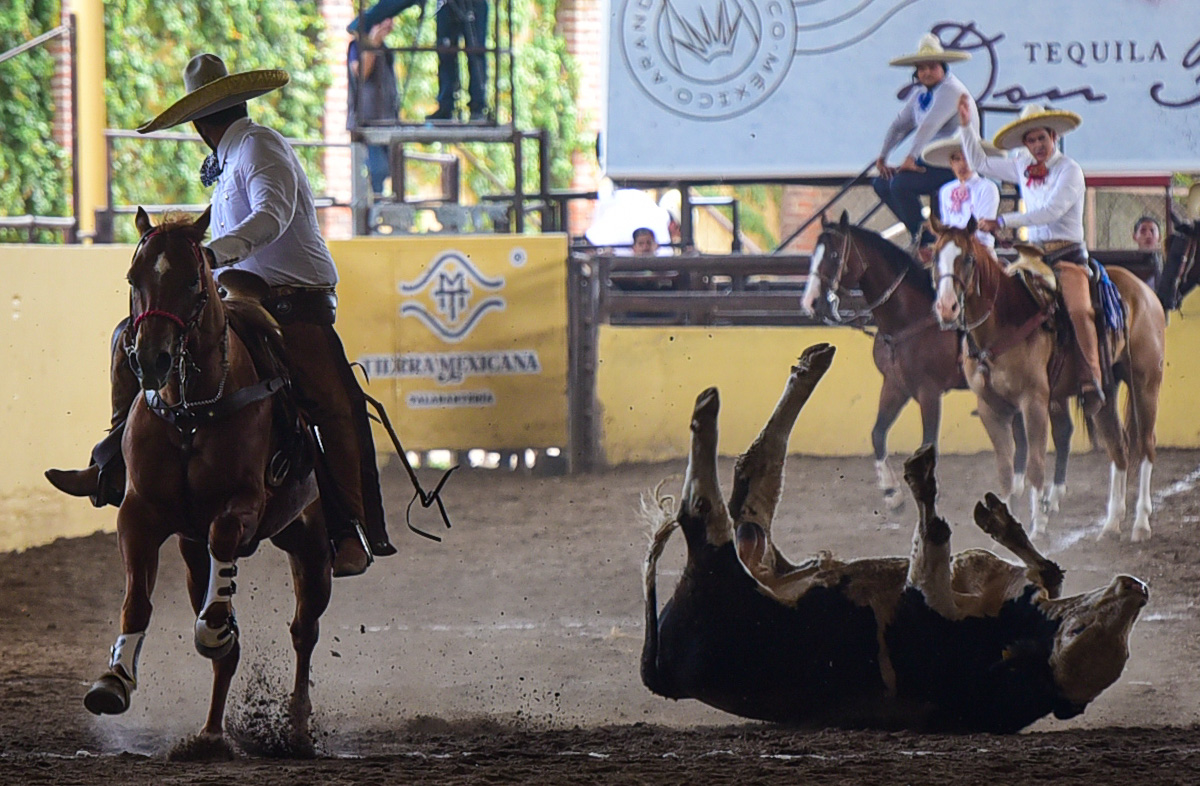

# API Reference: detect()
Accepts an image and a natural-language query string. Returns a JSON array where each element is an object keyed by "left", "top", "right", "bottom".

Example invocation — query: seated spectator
[{"left": 921, "top": 133, "right": 1000, "bottom": 257}]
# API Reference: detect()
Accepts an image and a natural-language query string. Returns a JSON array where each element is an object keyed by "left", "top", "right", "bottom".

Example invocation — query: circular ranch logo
[{"left": 619, "top": 0, "right": 797, "bottom": 121}]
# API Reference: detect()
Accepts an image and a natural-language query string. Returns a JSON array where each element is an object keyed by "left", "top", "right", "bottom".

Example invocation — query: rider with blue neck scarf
[{"left": 874, "top": 33, "right": 980, "bottom": 253}]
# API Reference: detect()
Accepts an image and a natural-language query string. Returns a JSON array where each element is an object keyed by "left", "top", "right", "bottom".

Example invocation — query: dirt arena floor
[{"left": 3, "top": 445, "right": 1200, "bottom": 784}]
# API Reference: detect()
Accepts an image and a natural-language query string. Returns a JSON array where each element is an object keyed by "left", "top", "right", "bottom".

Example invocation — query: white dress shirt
[
  {"left": 937, "top": 174, "right": 999, "bottom": 248},
  {"left": 960, "top": 125, "right": 1086, "bottom": 245},
  {"left": 880, "top": 73, "right": 980, "bottom": 163},
  {"left": 206, "top": 117, "right": 339, "bottom": 288}
]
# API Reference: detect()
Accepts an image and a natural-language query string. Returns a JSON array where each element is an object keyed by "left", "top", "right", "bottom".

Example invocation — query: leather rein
[
  {"left": 937, "top": 241, "right": 1052, "bottom": 365},
  {"left": 128, "top": 227, "right": 283, "bottom": 440},
  {"left": 821, "top": 228, "right": 936, "bottom": 342}
]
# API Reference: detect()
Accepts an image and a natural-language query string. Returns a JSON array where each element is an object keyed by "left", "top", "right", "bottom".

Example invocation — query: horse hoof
[
  {"left": 884, "top": 489, "right": 905, "bottom": 512},
  {"left": 84, "top": 673, "right": 131, "bottom": 715},
  {"left": 1097, "top": 526, "right": 1122, "bottom": 542},
  {"left": 1131, "top": 527, "right": 1152, "bottom": 543},
  {"left": 194, "top": 613, "right": 238, "bottom": 660}
]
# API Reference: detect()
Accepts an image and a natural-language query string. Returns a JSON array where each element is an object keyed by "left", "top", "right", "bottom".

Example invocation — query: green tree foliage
[
  {"left": 0, "top": 1, "right": 69, "bottom": 243},
  {"left": 104, "top": 0, "right": 330, "bottom": 241}
]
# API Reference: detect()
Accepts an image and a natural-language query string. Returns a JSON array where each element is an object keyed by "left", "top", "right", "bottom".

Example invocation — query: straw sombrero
[
  {"left": 921, "top": 132, "right": 1000, "bottom": 168},
  {"left": 1186, "top": 183, "right": 1200, "bottom": 220},
  {"left": 889, "top": 33, "right": 970, "bottom": 66},
  {"left": 991, "top": 104, "right": 1082, "bottom": 151},
  {"left": 137, "top": 54, "right": 289, "bottom": 133}
]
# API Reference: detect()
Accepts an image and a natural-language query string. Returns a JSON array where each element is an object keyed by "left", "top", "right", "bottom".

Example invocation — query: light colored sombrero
[
  {"left": 921, "top": 132, "right": 1000, "bottom": 168},
  {"left": 889, "top": 33, "right": 970, "bottom": 66},
  {"left": 137, "top": 54, "right": 289, "bottom": 133},
  {"left": 991, "top": 103, "right": 1082, "bottom": 151},
  {"left": 1186, "top": 183, "right": 1200, "bottom": 220}
]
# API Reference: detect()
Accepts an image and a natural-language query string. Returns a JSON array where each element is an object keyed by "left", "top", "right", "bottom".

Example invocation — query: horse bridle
[
  {"left": 816, "top": 227, "right": 911, "bottom": 323},
  {"left": 934, "top": 241, "right": 994, "bottom": 331},
  {"left": 126, "top": 227, "right": 231, "bottom": 409}
]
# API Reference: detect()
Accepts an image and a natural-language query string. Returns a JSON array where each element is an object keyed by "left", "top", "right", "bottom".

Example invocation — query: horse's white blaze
[
  {"left": 153, "top": 252, "right": 170, "bottom": 279},
  {"left": 1131, "top": 457, "right": 1153, "bottom": 542},
  {"left": 1100, "top": 461, "right": 1128, "bottom": 538},
  {"left": 800, "top": 243, "right": 825, "bottom": 315},
  {"left": 934, "top": 240, "right": 962, "bottom": 322}
]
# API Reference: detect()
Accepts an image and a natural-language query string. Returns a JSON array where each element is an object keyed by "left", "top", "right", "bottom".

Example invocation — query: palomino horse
[
  {"left": 932, "top": 216, "right": 1166, "bottom": 541},
  {"left": 800, "top": 213, "right": 1037, "bottom": 510},
  {"left": 83, "top": 207, "right": 330, "bottom": 753}
]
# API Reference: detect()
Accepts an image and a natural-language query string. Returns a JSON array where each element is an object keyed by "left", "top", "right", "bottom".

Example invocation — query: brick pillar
[
  {"left": 51, "top": 5, "right": 74, "bottom": 154},
  {"left": 778, "top": 186, "right": 831, "bottom": 253},
  {"left": 321, "top": 0, "right": 354, "bottom": 239},
  {"left": 557, "top": 0, "right": 602, "bottom": 238}
]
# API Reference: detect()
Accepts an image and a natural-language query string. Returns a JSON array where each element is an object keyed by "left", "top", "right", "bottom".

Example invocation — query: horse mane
[
  {"left": 154, "top": 212, "right": 208, "bottom": 243},
  {"left": 840, "top": 223, "right": 934, "bottom": 293}
]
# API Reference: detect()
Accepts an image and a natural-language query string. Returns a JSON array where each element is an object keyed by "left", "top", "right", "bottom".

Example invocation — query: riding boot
[{"left": 45, "top": 326, "right": 139, "bottom": 507}]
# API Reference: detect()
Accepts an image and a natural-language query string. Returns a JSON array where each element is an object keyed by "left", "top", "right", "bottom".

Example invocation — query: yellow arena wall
[
  {"left": 595, "top": 299, "right": 1200, "bottom": 464},
  {"left": 2, "top": 240, "right": 1197, "bottom": 551}
]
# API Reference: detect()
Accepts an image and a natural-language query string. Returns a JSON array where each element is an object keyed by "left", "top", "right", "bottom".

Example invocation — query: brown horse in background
[
  {"left": 801, "top": 213, "right": 1040, "bottom": 511},
  {"left": 82, "top": 207, "right": 330, "bottom": 755},
  {"left": 931, "top": 216, "right": 1165, "bottom": 542}
]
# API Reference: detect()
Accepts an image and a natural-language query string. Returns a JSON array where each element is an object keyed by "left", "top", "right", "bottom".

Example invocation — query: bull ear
[
  {"left": 195, "top": 205, "right": 212, "bottom": 237},
  {"left": 966, "top": 216, "right": 978, "bottom": 234},
  {"left": 135, "top": 206, "right": 153, "bottom": 237},
  {"left": 838, "top": 210, "right": 849, "bottom": 228}
]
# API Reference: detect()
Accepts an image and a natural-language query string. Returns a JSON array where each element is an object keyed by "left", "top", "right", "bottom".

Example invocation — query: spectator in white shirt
[
  {"left": 874, "top": 34, "right": 979, "bottom": 251},
  {"left": 921, "top": 133, "right": 1000, "bottom": 253},
  {"left": 954, "top": 95, "right": 1105, "bottom": 417}
]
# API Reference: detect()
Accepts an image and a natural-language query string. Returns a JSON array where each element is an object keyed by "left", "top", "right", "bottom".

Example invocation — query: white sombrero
[
  {"left": 137, "top": 54, "right": 289, "bottom": 133},
  {"left": 921, "top": 132, "right": 1000, "bottom": 168},
  {"left": 889, "top": 33, "right": 970, "bottom": 66},
  {"left": 991, "top": 103, "right": 1082, "bottom": 151},
  {"left": 1186, "top": 183, "right": 1200, "bottom": 220}
]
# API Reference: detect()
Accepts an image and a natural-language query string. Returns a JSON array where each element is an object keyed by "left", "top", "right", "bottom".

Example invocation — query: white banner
[{"left": 604, "top": 0, "right": 1200, "bottom": 178}]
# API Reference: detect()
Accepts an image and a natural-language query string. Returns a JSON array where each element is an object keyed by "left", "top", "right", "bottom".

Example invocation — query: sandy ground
[{"left": 2, "top": 443, "right": 1200, "bottom": 784}]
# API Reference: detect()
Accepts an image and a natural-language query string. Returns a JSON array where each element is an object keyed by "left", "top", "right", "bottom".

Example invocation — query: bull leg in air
[
  {"left": 730, "top": 343, "right": 835, "bottom": 576},
  {"left": 972, "top": 492, "right": 1064, "bottom": 598},
  {"left": 901, "top": 444, "right": 962, "bottom": 619},
  {"left": 683, "top": 387, "right": 732, "bottom": 550},
  {"left": 83, "top": 500, "right": 168, "bottom": 716},
  {"left": 179, "top": 537, "right": 240, "bottom": 741}
]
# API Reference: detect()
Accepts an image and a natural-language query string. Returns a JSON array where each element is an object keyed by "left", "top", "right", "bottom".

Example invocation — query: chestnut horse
[
  {"left": 801, "top": 213, "right": 1041, "bottom": 511},
  {"left": 931, "top": 217, "right": 1166, "bottom": 542},
  {"left": 83, "top": 207, "right": 330, "bottom": 753}
]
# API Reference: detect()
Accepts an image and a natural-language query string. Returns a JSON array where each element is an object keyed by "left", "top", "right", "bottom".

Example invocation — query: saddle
[{"left": 218, "top": 271, "right": 315, "bottom": 489}]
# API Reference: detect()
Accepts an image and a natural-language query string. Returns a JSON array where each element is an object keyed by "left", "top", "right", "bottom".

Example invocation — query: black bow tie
[{"left": 200, "top": 153, "right": 223, "bottom": 187}]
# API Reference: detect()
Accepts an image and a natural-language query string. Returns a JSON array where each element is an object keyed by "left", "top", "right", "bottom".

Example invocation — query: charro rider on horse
[
  {"left": 47, "top": 54, "right": 394, "bottom": 577},
  {"left": 954, "top": 93, "right": 1107, "bottom": 418}
]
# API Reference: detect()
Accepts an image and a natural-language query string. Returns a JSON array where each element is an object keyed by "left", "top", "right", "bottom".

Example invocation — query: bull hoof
[
  {"left": 84, "top": 672, "right": 131, "bottom": 715},
  {"left": 195, "top": 610, "right": 238, "bottom": 660},
  {"left": 974, "top": 493, "right": 1021, "bottom": 541},
  {"left": 902, "top": 444, "right": 938, "bottom": 503},
  {"left": 793, "top": 342, "right": 836, "bottom": 376}
]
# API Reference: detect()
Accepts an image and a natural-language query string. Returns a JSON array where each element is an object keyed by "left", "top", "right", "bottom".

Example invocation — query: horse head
[
  {"left": 930, "top": 215, "right": 981, "bottom": 329},
  {"left": 126, "top": 206, "right": 217, "bottom": 392},
  {"left": 801, "top": 211, "right": 855, "bottom": 321}
]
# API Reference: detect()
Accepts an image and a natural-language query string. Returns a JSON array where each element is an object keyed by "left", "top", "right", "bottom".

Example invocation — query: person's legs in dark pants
[
  {"left": 465, "top": 0, "right": 488, "bottom": 117},
  {"left": 433, "top": 8, "right": 461, "bottom": 119},
  {"left": 366, "top": 145, "right": 389, "bottom": 194},
  {"left": 873, "top": 164, "right": 956, "bottom": 244}
]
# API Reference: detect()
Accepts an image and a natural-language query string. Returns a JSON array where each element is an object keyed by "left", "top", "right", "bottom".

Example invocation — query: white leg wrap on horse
[
  {"left": 1101, "top": 462, "right": 1128, "bottom": 537},
  {"left": 1132, "top": 458, "right": 1154, "bottom": 542},
  {"left": 195, "top": 554, "right": 237, "bottom": 651},
  {"left": 109, "top": 631, "right": 145, "bottom": 689}
]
